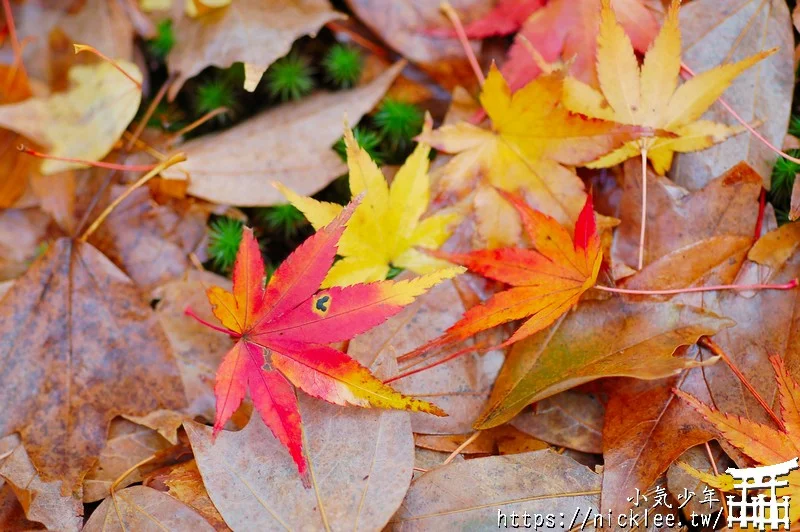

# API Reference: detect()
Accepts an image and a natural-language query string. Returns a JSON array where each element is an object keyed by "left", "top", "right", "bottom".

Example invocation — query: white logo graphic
[{"left": 726, "top": 458, "right": 799, "bottom": 531}]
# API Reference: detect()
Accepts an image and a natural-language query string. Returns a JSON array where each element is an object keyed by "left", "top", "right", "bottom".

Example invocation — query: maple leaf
[
  {"left": 400, "top": 190, "right": 602, "bottom": 362},
  {"left": 563, "top": 0, "right": 775, "bottom": 175},
  {"left": 501, "top": 0, "right": 658, "bottom": 92},
  {"left": 678, "top": 356, "right": 800, "bottom": 525},
  {"left": 278, "top": 126, "right": 461, "bottom": 287},
  {"left": 420, "top": 63, "right": 644, "bottom": 229},
  {"left": 430, "top": 0, "right": 545, "bottom": 39},
  {"left": 196, "top": 201, "right": 460, "bottom": 485}
]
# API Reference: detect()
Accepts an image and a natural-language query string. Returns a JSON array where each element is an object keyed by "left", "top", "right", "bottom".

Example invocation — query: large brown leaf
[
  {"left": 83, "top": 485, "right": 214, "bottom": 532},
  {"left": 185, "top": 349, "right": 414, "bottom": 531},
  {"left": 672, "top": 0, "right": 793, "bottom": 188},
  {"left": 390, "top": 449, "right": 600, "bottom": 529},
  {"left": 167, "top": 0, "right": 343, "bottom": 98},
  {"left": 0, "top": 208, "right": 49, "bottom": 281},
  {"left": 345, "top": 0, "right": 490, "bottom": 88},
  {"left": 473, "top": 299, "right": 733, "bottom": 429},
  {"left": 162, "top": 62, "right": 403, "bottom": 206},
  {"left": 0, "top": 238, "right": 186, "bottom": 493}
]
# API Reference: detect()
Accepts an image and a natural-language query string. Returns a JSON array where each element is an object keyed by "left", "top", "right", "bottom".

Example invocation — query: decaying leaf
[
  {"left": 162, "top": 62, "right": 403, "bottom": 206},
  {"left": 167, "top": 0, "right": 343, "bottom": 98},
  {"left": 474, "top": 299, "right": 733, "bottom": 429},
  {"left": 0, "top": 208, "right": 49, "bottom": 281},
  {"left": 390, "top": 450, "right": 600, "bottom": 530},
  {"left": 666, "top": 444, "right": 727, "bottom": 519},
  {"left": 564, "top": 0, "right": 774, "bottom": 175},
  {"left": 0, "top": 61, "right": 142, "bottom": 175},
  {"left": 414, "top": 425, "right": 548, "bottom": 456},
  {"left": 502, "top": 0, "right": 658, "bottom": 91},
  {"left": 186, "top": 350, "right": 414, "bottom": 531},
  {"left": 279, "top": 125, "right": 460, "bottom": 286},
  {"left": 0, "top": 65, "right": 38, "bottom": 209},
  {"left": 83, "top": 485, "right": 214, "bottom": 532},
  {"left": 0, "top": 238, "right": 186, "bottom": 493},
  {"left": 672, "top": 0, "right": 794, "bottom": 188}
]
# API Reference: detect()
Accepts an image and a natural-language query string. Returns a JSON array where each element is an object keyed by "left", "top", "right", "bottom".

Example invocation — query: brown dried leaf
[
  {"left": 0, "top": 436, "right": 82, "bottom": 531},
  {"left": 414, "top": 426, "right": 548, "bottom": 456},
  {"left": 167, "top": 0, "right": 343, "bottom": 98},
  {"left": 345, "top": 0, "right": 490, "bottom": 89},
  {"left": 185, "top": 349, "right": 413, "bottom": 531},
  {"left": 348, "top": 277, "right": 502, "bottom": 433},
  {"left": 0, "top": 484, "right": 43, "bottom": 531},
  {"left": 390, "top": 450, "right": 600, "bottom": 529},
  {"left": 162, "top": 62, "right": 403, "bottom": 206},
  {"left": 0, "top": 208, "right": 49, "bottom": 282},
  {"left": 0, "top": 238, "right": 186, "bottom": 493},
  {"left": 29, "top": 172, "right": 76, "bottom": 235},
  {"left": 145, "top": 460, "right": 229, "bottom": 531},
  {"left": 666, "top": 443, "right": 728, "bottom": 519},
  {"left": 511, "top": 391, "right": 605, "bottom": 454},
  {"left": 1, "top": 0, "right": 134, "bottom": 86},
  {"left": 84, "top": 485, "right": 214, "bottom": 532},
  {"left": 82, "top": 419, "right": 173, "bottom": 503},
  {"left": 672, "top": 0, "right": 793, "bottom": 188}
]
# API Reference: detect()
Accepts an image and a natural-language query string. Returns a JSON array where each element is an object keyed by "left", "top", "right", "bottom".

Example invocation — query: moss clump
[
  {"left": 265, "top": 53, "right": 315, "bottom": 101},
  {"left": 207, "top": 217, "right": 243, "bottom": 272},
  {"left": 322, "top": 44, "right": 363, "bottom": 89}
]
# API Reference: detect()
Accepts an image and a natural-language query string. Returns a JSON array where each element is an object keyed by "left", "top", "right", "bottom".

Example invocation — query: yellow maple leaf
[
  {"left": 419, "top": 63, "right": 644, "bottom": 231},
  {"left": 563, "top": 0, "right": 775, "bottom": 175},
  {"left": 0, "top": 60, "right": 142, "bottom": 175},
  {"left": 276, "top": 126, "right": 461, "bottom": 287},
  {"left": 678, "top": 356, "right": 800, "bottom": 526}
]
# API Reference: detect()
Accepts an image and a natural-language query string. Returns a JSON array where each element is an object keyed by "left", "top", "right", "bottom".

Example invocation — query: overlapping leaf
[
  {"left": 196, "top": 202, "right": 461, "bottom": 483},
  {"left": 279, "top": 126, "right": 460, "bottom": 287},
  {"left": 563, "top": 0, "right": 774, "bottom": 174}
]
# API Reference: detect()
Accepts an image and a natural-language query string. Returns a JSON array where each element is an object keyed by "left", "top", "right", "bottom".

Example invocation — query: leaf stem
[
  {"left": 167, "top": 107, "right": 230, "bottom": 145},
  {"left": 681, "top": 62, "right": 800, "bottom": 166},
  {"left": 440, "top": 1, "right": 485, "bottom": 85},
  {"left": 697, "top": 336, "right": 785, "bottom": 432},
  {"left": 184, "top": 306, "right": 237, "bottom": 337},
  {"left": 638, "top": 148, "right": 647, "bottom": 270},
  {"left": 126, "top": 74, "right": 176, "bottom": 151},
  {"left": 78, "top": 152, "right": 186, "bottom": 242},
  {"left": 442, "top": 430, "right": 481, "bottom": 465},
  {"left": 387, "top": 341, "right": 488, "bottom": 384},
  {"left": 19, "top": 145, "right": 161, "bottom": 171},
  {"left": 595, "top": 278, "right": 798, "bottom": 296},
  {"left": 73, "top": 44, "right": 142, "bottom": 90}
]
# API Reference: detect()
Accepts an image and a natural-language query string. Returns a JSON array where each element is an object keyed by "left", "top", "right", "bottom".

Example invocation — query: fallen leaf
[
  {"left": 510, "top": 390, "right": 605, "bottom": 453},
  {"left": 421, "top": 64, "right": 642, "bottom": 229},
  {"left": 0, "top": 437, "right": 82, "bottom": 531},
  {"left": 666, "top": 443, "right": 727, "bottom": 519},
  {"left": 82, "top": 419, "right": 173, "bottom": 503},
  {"left": 1, "top": 0, "right": 134, "bottom": 85},
  {"left": 0, "top": 238, "right": 186, "bottom": 493},
  {"left": 672, "top": 0, "right": 794, "bottom": 188},
  {"left": 145, "top": 460, "right": 229, "bottom": 531},
  {"left": 167, "top": 0, "right": 343, "bottom": 99},
  {"left": 88, "top": 186, "right": 208, "bottom": 290},
  {"left": 0, "top": 61, "right": 142, "bottom": 175},
  {"left": 0, "top": 208, "right": 49, "bottom": 281},
  {"left": 404, "top": 192, "right": 602, "bottom": 359},
  {"left": 153, "top": 270, "right": 233, "bottom": 422},
  {"left": 161, "top": 62, "right": 403, "bottom": 206},
  {"left": 348, "top": 276, "right": 503, "bottom": 434},
  {"left": 564, "top": 0, "right": 774, "bottom": 175},
  {"left": 345, "top": 0, "right": 489, "bottom": 88},
  {"left": 186, "top": 349, "right": 415, "bottom": 530},
  {"left": 414, "top": 425, "right": 548, "bottom": 455},
  {"left": 0, "top": 65, "right": 38, "bottom": 209},
  {"left": 196, "top": 206, "right": 458, "bottom": 482},
  {"left": 29, "top": 171, "right": 76, "bottom": 234},
  {"left": 474, "top": 299, "right": 733, "bottom": 429},
  {"left": 390, "top": 449, "right": 600, "bottom": 529},
  {"left": 0, "top": 484, "right": 43, "bottom": 531},
  {"left": 502, "top": 0, "right": 658, "bottom": 91},
  {"left": 678, "top": 355, "right": 800, "bottom": 525},
  {"left": 279, "top": 125, "right": 460, "bottom": 286},
  {"left": 434, "top": 0, "right": 544, "bottom": 39},
  {"left": 83, "top": 485, "right": 214, "bottom": 532}
]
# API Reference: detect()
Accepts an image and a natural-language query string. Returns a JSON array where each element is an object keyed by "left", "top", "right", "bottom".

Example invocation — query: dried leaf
[
  {"left": 84, "top": 485, "right": 214, "bottom": 532},
  {"left": 511, "top": 391, "right": 605, "bottom": 453},
  {"left": 414, "top": 425, "right": 548, "bottom": 455},
  {"left": 666, "top": 444, "right": 728, "bottom": 518},
  {"left": 185, "top": 350, "right": 415, "bottom": 530},
  {"left": 390, "top": 450, "right": 600, "bottom": 529},
  {"left": 162, "top": 62, "right": 403, "bottom": 206},
  {"left": 0, "top": 238, "right": 186, "bottom": 493},
  {"left": 672, "top": 0, "right": 794, "bottom": 188},
  {"left": 0, "top": 208, "right": 49, "bottom": 282},
  {"left": 167, "top": 0, "right": 343, "bottom": 98},
  {"left": 0, "top": 61, "right": 142, "bottom": 175},
  {"left": 474, "top": 299, "right": 733, "bottom": 429},
  {"left": 0, "top": 65, "right": 38, "bottom": 209}
]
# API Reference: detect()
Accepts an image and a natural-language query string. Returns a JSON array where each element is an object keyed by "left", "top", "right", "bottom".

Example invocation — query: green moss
[
  {"left": 148, "top": 19, "right": 175, "bottom": 59},
  {"left": 323, "top": 44, "right": 363, "bottom": 89},
  {"left": 194, "top": 74, "right": 238, "bottom": 120},
  {"left": 333, "top": 127, "right": 383, "bottom": 165},
  {"left": 207, "top": 217, "right": 243, "bottom": 272},
  {"left": 258, "top": 204, "right": 308, "bottom": 239},
  {"left": 768, "top": 150, "right": 800, "bottom": 224},
  {"left": 373, "top": 98, "right": 424, "bottom": 153},
  {"left": 789, "top": 115, "right": 800, "bottom": 138},
  {"left": 265, "top": 53, "right": 315, "bottom": 101}
]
